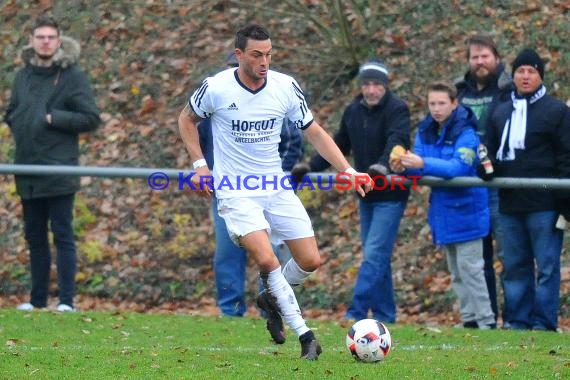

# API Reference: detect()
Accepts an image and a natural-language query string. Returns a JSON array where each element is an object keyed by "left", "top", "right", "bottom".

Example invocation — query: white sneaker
[
  {"left": 56, "top": 304, "right": 76, "bottom": 312},
  {"left": 16, "top": 302, "right": 35, "bottom": 311}
]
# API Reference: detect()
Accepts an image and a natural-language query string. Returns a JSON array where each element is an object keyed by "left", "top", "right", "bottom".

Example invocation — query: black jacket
[
  {"left": 455, "top": 63, "right": 513, "bottom": 144},
  {"left": 487, "top": 92, "right": 570, "bottom": 214},
  {"left": 309, "top": 90, "right": 411, "bottom": 202},
  {"left": 5, "top": 37, "right": 101, "bottom": 199}
]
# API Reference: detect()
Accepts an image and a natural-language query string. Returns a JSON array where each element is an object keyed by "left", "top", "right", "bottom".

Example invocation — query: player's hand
[
  {"left": 191, "top": 166, "right": 213, "bottom": 199},
  {"left": 351, "top": 171, "right": 373, "bottom": 197},
  {"left": 290, "top": 163, "right": 311, "bottom": 184}
]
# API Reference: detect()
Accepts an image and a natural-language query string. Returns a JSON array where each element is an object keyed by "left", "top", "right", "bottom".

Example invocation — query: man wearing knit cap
[
  {"left": 486, "top": 48, "right": 570, "bottom": 331},
  {"left": 291, "top": 59, "right": 411, "bottom": 323},
  {"left": 358, "top": 61, "right": 390, "bottom": 87},
  {"left": 511, "top": 48, "right": 544, "bottom": 79}
]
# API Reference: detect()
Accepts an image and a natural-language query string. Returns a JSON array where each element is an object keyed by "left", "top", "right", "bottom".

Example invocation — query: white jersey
[{"left": 189, "top": 68, "right": 314, "bottom": 199}]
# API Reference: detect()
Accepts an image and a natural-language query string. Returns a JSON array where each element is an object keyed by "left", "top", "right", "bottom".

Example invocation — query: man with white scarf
[{"left": 486, "top": 48, "right": 570, "bottom": 332}]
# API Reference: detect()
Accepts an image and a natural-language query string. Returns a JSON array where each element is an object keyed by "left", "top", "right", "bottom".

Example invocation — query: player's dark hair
[
  {"left": 31, "top": 15, "right": 60, "bottom": 36},
  {"left": 465, "top": 34, "right": 499, "bottom": 59},
  {"left": 235, "top": 24, "right": 270, "bottom": 50},
  {"left": 427, "top": 81, "right": 458, "bottom": 101}
]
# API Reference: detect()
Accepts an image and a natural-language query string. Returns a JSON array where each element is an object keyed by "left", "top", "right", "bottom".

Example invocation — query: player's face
[
  {"left": 238, "top": 39, "right": 272, "bottom": 83},
  {"left": 30, "top": 26, "right": 61, "bottom": 61},
  {"left": 513, "top": 65, "right": 542, "bottom": 95},
  {"left": 428, "top": 91, "right": 457, "bottom": 125},
  {"left": 361, "top": 81, "right": 386, "bottom": 107},
  {"left": 468, "top": 45, "right": 500, "bottom": 84}
]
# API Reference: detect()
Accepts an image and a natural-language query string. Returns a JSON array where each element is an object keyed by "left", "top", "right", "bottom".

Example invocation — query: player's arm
[
  {"left": 178, "top": 103, "right": 204, "bottom": 161},
  {"left": 178, "top": 103, "right": 212, "bottom": 197},
  {"left": 303, "top": 121, "right": 372, "bottom": 196}
]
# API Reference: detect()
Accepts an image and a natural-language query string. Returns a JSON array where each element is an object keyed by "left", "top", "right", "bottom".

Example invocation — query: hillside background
[{"left": 0, "top": 0, "right": 569, "bottom": 327}]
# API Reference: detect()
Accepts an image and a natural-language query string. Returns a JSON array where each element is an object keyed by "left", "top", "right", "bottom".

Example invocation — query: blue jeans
[
  {"left": 22, "top": 194, "right": 77, "bottom": 307},
  {"left": 212, "top": 197, "right": 248, "bottom": 317},
  {"left": 346, "top": 200, "right": 406, "bottom": 323},
  {"left": 500, "top": 211, "right": 562, "bottom": 331}
]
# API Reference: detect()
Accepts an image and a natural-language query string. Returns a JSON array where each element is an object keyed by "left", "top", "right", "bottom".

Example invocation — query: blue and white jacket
[{"left": 412, "top": 105, "right": 489, "bottom": 245}]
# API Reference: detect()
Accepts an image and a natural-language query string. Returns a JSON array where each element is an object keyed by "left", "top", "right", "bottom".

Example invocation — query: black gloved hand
[
  {"left": 367, "top": 163, "right": 389, "bottom": 178},
  {"left": 290, "top": 163, "right": 311, "bottom": 184},
  {"left": 476, "top": 163, "right": 495, "bottom": 181}
]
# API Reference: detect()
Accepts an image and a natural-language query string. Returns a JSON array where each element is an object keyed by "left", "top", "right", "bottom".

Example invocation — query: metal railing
[{"left": 1, "top": 164, "right": 570, "bottom": 190}]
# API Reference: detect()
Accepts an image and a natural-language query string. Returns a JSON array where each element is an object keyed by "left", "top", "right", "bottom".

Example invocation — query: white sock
[
  {"left": 266, "top": 266, "right": 310, "bottom": 336},
  {"left": 281, "top": 258, "right": 313, "bottom": 285}
]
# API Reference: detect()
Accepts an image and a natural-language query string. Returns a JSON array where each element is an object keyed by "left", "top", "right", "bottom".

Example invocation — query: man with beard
[
  {"left": 5, "top": 15, "right": 101, "bottom": 312},
  {"left": 454, "top": 34, "right": 513, "bottom": 328}
]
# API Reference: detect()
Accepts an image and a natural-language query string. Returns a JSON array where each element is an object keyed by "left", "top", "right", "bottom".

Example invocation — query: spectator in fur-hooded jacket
[{"left": 4, "top": 15, "right": 100, "bottom": 312}]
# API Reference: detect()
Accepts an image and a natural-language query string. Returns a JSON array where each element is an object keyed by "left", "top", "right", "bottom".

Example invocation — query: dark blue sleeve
[{"left": 279, "top": 119, "right": 304, "bottom": 171}]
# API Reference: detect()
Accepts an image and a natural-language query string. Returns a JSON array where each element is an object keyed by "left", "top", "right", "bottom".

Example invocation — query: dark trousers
[
  {"left": 500, "top": 211, "right": 562, "bottom": 331},
  {"left": 22, "top": 194, "right": 77, "bottom": 307},
  {"left": 483, "top": 188, "right": 505, "bottom": 323},
  {"left": 483, "top": 233, "right": 498, "bottom": 320}
]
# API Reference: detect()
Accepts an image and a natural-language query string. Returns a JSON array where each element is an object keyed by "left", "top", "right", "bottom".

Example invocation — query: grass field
[{"left": 1, "top": 310, "right": 568, "bottom": 379}]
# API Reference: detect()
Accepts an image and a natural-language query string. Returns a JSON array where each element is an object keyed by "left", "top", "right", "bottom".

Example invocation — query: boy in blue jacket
[{"left": 391, "top": 81, "right": 495, "bottom": 329}]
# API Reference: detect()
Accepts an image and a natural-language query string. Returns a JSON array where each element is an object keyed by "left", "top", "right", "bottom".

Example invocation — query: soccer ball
[{"left": 346, "top": 318, "right": 391, "bottom": 363}]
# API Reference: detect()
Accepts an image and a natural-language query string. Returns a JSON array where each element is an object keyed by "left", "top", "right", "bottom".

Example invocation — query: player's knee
[
  {"left": 257, "top": 255, "right": 281, "bottom": 273},
  {"left": 301, "top": 255, "right": 321, "bottom": 272}
]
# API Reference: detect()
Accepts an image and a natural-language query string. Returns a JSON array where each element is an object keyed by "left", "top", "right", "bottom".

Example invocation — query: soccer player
[{"left": 178, "top": 24, "right": 372, "bottom": 360}]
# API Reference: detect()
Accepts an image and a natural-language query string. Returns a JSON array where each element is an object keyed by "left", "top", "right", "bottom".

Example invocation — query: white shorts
[{"left": 217, "top": 189, "right": 314, "bottom": 246}]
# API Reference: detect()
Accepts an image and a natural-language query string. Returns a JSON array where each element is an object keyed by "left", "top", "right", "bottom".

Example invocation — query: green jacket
[{"left": 5, "top": 36, "right": 101, "bottom": 199}]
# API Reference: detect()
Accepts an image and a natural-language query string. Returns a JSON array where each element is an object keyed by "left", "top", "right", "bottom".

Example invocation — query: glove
[
  {"left": 290, "top": 163, "right": 310, "bottom": 184},
  {"left": 476, "top": 163, "right": 495, "bottom": 181},
  {"left": 367, "top": 163, "right": 389, "bottom": 177}
]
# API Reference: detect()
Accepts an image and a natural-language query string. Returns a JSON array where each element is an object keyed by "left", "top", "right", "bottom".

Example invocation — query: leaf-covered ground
[{"left": 0, "top": 1, "right": 569, "bottom": 328}]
